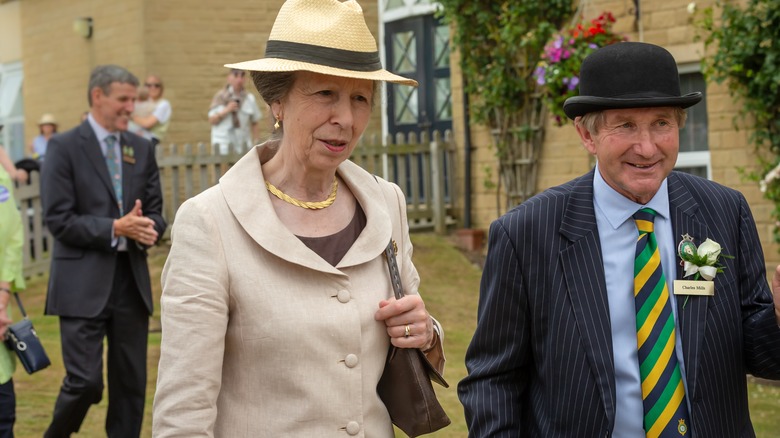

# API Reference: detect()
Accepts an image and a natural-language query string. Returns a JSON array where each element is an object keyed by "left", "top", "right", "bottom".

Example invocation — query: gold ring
[{"left": 404, "top": 324, "right": 411, "bottom": 338}]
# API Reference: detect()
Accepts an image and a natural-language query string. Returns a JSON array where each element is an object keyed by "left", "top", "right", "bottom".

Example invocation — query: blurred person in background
[
  {"left": 128, "top": 85, "right": 156, "bottom": 141},
  {"left": 27, "top": 113, "right": 58, "bottom": 165},
  {"left": 130, "top": 74, "right": 171, "bottom": 146},
  {"left": 42, "top": 65, "right": 165, "bottom": 438},
  {"left": 208, "top": 68, "right": 262, "bottom": 154}
]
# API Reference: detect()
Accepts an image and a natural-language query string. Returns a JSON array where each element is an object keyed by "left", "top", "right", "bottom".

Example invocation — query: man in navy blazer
[
  {"left": 41, "top": 65, "right": 165, "bottom": 437},
  {"left": 459, "top": 42, "right": 780, "bottom": 437}
]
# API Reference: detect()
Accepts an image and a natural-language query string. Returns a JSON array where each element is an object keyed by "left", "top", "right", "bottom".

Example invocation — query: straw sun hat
[
  {"left": 38, "top": 113, "right": 58, "bottom": 126},
  {"left": 224, "top": 0, "right": 417, "bottom": 86}
]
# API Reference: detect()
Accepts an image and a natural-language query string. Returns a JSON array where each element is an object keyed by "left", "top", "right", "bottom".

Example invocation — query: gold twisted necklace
[{"left": 265, "top": 178, "right": 338, "bottom": 209}]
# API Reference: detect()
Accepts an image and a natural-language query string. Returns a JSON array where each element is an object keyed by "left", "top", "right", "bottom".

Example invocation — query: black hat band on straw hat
[{"left": 264, "top": 40, "right": 383, "bottom": 72}]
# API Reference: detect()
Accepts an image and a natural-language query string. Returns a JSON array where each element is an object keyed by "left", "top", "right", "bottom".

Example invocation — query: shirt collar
[
  {"left": 87, "top": 113, "right": 118, "bottom": 144},
  {"left": 593, "top": 165, "right": 670, "bottom": 230}
]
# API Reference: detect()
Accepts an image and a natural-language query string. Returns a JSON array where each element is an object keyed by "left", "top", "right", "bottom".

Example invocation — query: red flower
[{"left": 533, "top": 11, "right": 627, "bottom": 126}]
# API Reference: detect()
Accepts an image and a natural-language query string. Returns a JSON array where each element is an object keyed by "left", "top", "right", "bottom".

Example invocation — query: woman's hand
[
  {"left": 0, "top": 307, "right": 10, "bottom": 338},
  {"left": 0, "top": 286, "right": 11, "bottom": 338},
  {"left": 15, "top": 168, "right": 29, "bottom": 183},
  {"left": 375, "top": 295, "right": 434, "bottom": 350}
]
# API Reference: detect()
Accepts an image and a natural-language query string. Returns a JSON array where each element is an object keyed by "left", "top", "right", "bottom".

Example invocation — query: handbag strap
[
  {"left": 374, "top": 174, "right": 405, "bottom": 301},
  {"left": 384, "top": 240, "right": 404, "bottom": 300},
  {"left": 12, "top": 293, "right": 28, "bottom": 319}
]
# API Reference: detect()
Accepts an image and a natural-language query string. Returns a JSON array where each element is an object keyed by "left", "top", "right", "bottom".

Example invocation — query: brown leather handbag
[{"left": 377, "top": 240, "right": 450, "bottom": 437}]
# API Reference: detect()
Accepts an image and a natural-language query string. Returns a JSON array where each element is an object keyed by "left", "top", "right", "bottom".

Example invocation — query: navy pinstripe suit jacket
[{"left": 458, "top": 170, "right": 780, "bottom": 437}]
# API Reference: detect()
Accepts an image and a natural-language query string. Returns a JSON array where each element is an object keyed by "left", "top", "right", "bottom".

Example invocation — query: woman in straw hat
[
  {"left": 153, "top": 0, "right": 445, "bottom": 436},
  {"left": 27, "top": 113, "right": 58, "bottom": 164}
]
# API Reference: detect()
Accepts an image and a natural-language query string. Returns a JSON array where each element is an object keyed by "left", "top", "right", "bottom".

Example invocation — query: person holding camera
[{"left": 208, "top": 68, "right": 262, "bottom": 155}]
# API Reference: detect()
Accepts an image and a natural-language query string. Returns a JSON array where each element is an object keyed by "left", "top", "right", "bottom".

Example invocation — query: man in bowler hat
[{"left": 459, "top": 42, "right": 780, "bottom": 437}]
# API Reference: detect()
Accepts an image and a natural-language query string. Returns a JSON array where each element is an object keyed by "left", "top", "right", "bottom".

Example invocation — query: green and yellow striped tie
[{"left": 634, "top": 208, "right": 690, "bottom": 437}]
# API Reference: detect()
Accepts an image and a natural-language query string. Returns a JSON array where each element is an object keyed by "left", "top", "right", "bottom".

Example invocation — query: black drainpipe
[{"left": 461, "top": 74, "right": 473, "bottom": 229}]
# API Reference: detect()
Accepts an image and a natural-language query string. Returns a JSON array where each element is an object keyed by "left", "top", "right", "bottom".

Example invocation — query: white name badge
[{"left": 673, "top": 280, "right": 714, "bottom": 296}]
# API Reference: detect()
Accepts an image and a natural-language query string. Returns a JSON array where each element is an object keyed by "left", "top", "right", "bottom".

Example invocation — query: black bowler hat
[{"left": 562, "top": 42, "right": 702, "bottom": 119}]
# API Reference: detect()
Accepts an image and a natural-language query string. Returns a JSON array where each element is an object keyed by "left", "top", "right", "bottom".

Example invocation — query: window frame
[
  {"left": 675, "top": 63, "right": 710, "bottom": 179},
  {"left": 0, "top": 61, "right": 25, "bottom": 162}
]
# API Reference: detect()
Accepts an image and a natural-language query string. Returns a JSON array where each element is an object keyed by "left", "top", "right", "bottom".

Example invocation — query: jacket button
[
  {"left": 344, "top": 354, "right": 358, "bottom": 368},
  {"left": 337, "top": 290, "right": 351, "bottom": 303},
  {"left": 346, "top": 421, "right": 360, "bottom": 435}
]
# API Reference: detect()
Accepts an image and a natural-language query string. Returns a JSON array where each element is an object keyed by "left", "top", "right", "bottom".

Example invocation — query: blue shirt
[
  {"left": 32, "top": 135, "right": 49, "bottom": 162},
  {"left": 592, "top": 168, "right": 690, "bottom": 437}
]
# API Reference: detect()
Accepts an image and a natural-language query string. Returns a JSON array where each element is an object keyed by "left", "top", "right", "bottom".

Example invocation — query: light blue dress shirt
[{"left": 592, "top": 168, "right": 690, "bottom": 437}]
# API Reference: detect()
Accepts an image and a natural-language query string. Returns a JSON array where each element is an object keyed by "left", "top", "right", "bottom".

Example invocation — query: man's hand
[
  {"left": 225, "top": 100, "right": 239, "bottom": 113},
  {"left": 772, "top": 265, "right": 780, "bottom": 325},
  {"left": 114, "top": 199, "right": 158, "bottom": 246}
]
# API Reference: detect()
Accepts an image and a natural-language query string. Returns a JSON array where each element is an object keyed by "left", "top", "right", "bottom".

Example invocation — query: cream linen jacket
[{"left": 153, "top": 145, "right": 431, "bottom": 437}]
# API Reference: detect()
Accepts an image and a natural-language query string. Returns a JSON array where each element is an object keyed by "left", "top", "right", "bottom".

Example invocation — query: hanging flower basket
[{"left": 534, "top": 12, "right": 627, "bottom": 126}]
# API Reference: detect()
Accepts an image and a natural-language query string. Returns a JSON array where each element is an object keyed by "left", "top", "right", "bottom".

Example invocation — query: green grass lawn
[{"left": 10, "top": 233, "right": 780, "bottom": 437}]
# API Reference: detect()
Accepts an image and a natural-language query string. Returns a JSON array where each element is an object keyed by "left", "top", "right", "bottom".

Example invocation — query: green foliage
[
  {"left": 481, "top": 165, "right": 496, "bottom": 190},
  {"left": 437, "top": 1, "right": 575, "bottom": 208},
  {"left": 697, "top": 0, "right": 780, "bottom": 245},
  {"left": 534, "top": 12, "right": 626, "bottom": 126},
  {"left": 436, "top": 1, "right": 574, "bottom": 126}
]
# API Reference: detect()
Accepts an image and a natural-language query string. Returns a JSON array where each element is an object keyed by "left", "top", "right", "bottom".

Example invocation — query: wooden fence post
[{"left": 430, "top": 132, "right": 445, "bottom": 234}]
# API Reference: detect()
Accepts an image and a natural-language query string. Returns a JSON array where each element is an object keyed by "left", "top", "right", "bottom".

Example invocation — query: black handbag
[
  {"left": 377, "top": 240, "right": 450, "bottom": 437},
  {"left": 4, "top": 293, "right": 51, "bottom": 374}
]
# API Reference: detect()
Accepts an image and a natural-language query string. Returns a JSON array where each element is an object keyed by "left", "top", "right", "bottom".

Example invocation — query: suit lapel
[
  {"left": 667, "top": 173, "right": 710, "bottom": 402},
  {"left": 559, "top": 170, "right": 617, "bottom": 426}
]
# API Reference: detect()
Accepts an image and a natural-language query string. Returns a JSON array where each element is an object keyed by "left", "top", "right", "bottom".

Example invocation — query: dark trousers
[
  {"left": 45, "top": 253, "right": 149, "bottom": 438},
  {"left": 0, "top": 379, "right": 14, "bottom": 438}
]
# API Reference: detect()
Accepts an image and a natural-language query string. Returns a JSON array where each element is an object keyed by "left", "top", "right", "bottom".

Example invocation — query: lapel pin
[{"left": 122, "top": 145, "right": 136, "bottom": 164}]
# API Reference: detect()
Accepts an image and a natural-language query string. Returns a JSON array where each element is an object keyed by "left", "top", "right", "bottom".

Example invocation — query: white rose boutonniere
[{"left": 678, "top": 235, "right": 732, "bottom": 281}]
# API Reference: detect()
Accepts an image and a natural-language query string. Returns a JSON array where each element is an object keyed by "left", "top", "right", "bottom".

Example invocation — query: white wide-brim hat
[{"left": 224, "top": 0, "right": 417, "bottom": 86}]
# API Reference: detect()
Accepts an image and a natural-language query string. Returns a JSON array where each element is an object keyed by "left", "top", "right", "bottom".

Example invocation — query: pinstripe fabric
[
  {"left": 633, "top": 208, "right": 689, "bottom": 437},
  {"left": 459, "top": 170, "right": 780, "bottom": 438}
]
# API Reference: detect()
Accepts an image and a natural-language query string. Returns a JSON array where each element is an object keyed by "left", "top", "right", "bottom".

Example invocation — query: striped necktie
[
  {"left": 105, "top": 134, "right": 123, "bottom": 214},
  {"left": 633, "top": 208, "right": 690, "bottom": 437}
]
